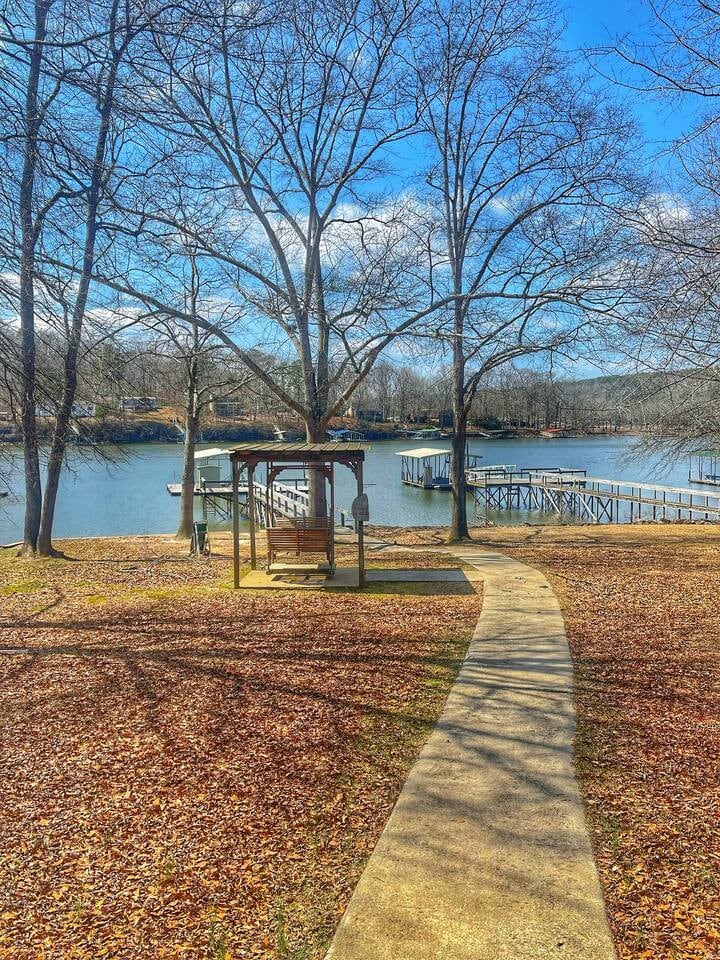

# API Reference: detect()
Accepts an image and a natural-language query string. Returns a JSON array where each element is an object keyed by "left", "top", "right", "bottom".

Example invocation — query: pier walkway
[
  {"left": 326, "top": 546, "right": 615, "bottom": 960},
  {"left": 166, "top": 479, "right": 310, "bottom": 524},
  {"left": 467, "top": 467, "right": 720, "bottom": 522}
]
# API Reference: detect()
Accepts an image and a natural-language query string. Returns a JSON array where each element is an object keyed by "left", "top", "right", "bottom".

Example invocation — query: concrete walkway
[{"left": 326, "top": 548, "right": 616, "bottom": 960}]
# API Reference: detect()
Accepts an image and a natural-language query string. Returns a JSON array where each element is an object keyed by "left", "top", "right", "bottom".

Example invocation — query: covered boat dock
[
  {"left": 397, "top": 447, "right": 483, "bottom": 490},
  {"left": 688, "top": 448, "right": 720, "bottom": 486}
]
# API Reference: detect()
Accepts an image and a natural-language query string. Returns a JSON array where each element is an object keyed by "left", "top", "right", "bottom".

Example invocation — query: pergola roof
[{"left": 228, "top": 441, "right": 367, "bottom": 463}]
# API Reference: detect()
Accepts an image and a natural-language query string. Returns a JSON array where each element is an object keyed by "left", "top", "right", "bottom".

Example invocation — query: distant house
[
  {"left": 118, "top": 396, "right": 158, "bottom": 413},
  {"left": 410, "top": 408, "right": 453, "bottom": 428},
  {"left": 210, "top": 400, "right": 245, "bottom": 419},
  {"left": 39, "top": 402, "right": 94, "bottom": 419},
  {"left": 72, "top": 402, "right": 95, "bottom": 418},
  {"left": 346, "top": 405, "right": 384, "bottom": 422}
]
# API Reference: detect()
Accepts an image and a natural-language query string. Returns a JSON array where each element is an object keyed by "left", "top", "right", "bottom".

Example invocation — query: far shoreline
[{"left": 0, "top": 418, "right": 644, "bottom": 447}]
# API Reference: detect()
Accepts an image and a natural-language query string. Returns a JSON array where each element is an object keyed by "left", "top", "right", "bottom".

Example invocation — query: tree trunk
[
  {"left": 448, "top": 412, "right": 470, "bottom": 542},
  {"left": 177, "top": 397, "right": 199, "bottom": 539},
  {"left": 17, "top": 1, "right": 51, "bottom": 557},
  {"left": 19, "top": 300, "right": 42, "bottom": 556},
  {"left": 305, "top": 417, "right": 327, "bottom": 519},
  {"left": 37, "top": 364, "right": 77, "bottom": 556},
  {"left": 448, "top": 300, "right": 470, "bottom": 542}
]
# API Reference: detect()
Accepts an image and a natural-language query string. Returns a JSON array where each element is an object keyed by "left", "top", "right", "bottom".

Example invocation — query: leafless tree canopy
[
  {"left": 0, "top": 0, "right": 665, "bottom": 545},
  {"left": 595, "top": 1, "right": 720, "bottom": 448}
]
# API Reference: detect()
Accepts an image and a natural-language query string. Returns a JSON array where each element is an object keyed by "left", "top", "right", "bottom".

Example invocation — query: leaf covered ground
[
  {"left": 472, "top": 524, "right": 720, "bottom": 960},
  {"left": 0, "top": 536, "right": 479, "bottom": 959},
  {"left": 4, "top": 524, "right": 719, "bottom": 960}
]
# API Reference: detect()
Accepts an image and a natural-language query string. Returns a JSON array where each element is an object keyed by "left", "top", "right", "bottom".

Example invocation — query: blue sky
[
  {"left": 564, "top": 0, "right": 647, "bottom": 47},
  {"left": 563, "top": 0, "right": 694, "bottom": 147}
]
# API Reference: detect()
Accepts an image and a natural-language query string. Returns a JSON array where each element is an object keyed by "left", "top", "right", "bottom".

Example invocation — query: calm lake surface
[{"left": 0, "top": 436, "right": 706, "bottom": 543}]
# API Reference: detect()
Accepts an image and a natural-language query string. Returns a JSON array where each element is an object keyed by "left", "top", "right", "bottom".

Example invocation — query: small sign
[{"left": 351, "top": 493, "right": 369, "bottom": 522}]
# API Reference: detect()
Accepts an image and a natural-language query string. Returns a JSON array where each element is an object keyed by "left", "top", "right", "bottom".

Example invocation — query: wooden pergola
[{"left": 228, "top": 442, "right": 368, "bottom": 588}]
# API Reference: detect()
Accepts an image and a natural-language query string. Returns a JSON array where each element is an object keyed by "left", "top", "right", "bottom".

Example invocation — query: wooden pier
[
  {"left": 166, "top": 446, "right": 311, "bottom": 525},
  {"left": 467, "top": 467, "right": 720, "bottom": 523},
  {"left": 167, "top": 478, "right": 309, "bottom": 524}
]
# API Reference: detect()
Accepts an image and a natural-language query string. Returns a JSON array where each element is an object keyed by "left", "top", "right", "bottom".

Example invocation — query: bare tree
[
  {"left": 0, "top": 0, "right": 53, "bottom": 555},
  {"left": 0, "top": 0, "right": 153, "bottom": 554},
  {"left": 415, "top": 0, "right": 638, "bottom": 540},
  {"left": 598, "top": 1, "right": 720, "bottom": 447},
  {"left": 141, "top": 248, "right": 251, "bottom": 540},
  {"left": 95, "top": 0, "right": 445, "bottom": 514}
]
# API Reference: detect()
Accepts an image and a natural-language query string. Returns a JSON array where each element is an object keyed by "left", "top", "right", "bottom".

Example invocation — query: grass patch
[{"left": 0, "top": 578, "right": 44, "bottom": 595}]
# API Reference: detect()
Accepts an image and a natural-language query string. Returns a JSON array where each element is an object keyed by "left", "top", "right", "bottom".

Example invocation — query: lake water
[{"left": 0, "top": 436, "right": 705, "bottom": 543}]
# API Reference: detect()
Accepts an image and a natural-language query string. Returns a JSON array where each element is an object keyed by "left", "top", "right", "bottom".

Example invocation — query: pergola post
[
  {"left": 356, "top": 457, "right": 365, "bottom": 588},
  {"left": 232, "top": 458, "right": 240, "bottom": 588},
  {"left": 329, "top": 461, "right": 335, "bottom": 573},
  {"left": 247, "top": 461, "right": 257, "bottom": 570}
]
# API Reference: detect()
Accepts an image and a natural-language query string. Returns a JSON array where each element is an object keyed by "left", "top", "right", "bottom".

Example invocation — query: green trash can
[{"left": 191, "top": 521, "right": 209, "bottom": 556}]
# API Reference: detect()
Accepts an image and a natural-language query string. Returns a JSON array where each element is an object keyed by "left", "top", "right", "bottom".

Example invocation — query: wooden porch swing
[{"left": 228, "top": 442, "right": 368, "bottom": 587}]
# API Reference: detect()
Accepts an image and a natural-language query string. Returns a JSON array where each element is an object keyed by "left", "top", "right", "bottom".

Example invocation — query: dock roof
[
  {"left": 396, "top": 447, "right": 451, "bottom": 459},
  {"left": 690, "top": 448, "right": 720, "bottom": 457},
  {"left": 194, "top": 446, "right": 233, "bottom": 460}
]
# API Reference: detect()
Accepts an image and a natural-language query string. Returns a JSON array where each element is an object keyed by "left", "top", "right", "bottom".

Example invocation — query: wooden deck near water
[
  {"left": 166, "top": 480, "right": 310, "bottom": 524},
  {"left": 467, "top": 468, "right": 720, "bottom": 523}
]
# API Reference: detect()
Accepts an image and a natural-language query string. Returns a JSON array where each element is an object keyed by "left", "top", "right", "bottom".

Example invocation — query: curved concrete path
[{"left": 326, "top": 548, "right": 616, "bottom": 960}]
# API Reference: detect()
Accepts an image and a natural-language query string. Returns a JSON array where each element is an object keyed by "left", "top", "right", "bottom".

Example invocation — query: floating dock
[{"left": 467, "top": 467, "right": 720, "bottom": 522}]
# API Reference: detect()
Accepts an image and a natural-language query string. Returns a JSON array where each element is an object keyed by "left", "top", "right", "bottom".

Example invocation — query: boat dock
[
  {"left": 467, "top": 467, "right": 720, "bottom": 523},
  {"left": 398, "top": 447, "right": 483, "bottom": 490},
  {"left": 167, "top": 447, "right": 310, "bottom": 524},
  {"left": 167, "top": 477, "right": 310, "bottom": 524}
]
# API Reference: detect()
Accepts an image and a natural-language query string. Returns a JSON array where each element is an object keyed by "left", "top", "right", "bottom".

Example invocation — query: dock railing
[
  {"left": 529, "top": 474, "right": 720, "bottom": 519},
  {"left": 252, "top": 480, "right": 310, "bottom": 524},
  {"left": 465, "top": 466, "right": 586, "bottom": 486},
  {"left": 467, "top": 465, "right": 720, "bottom": 523}
]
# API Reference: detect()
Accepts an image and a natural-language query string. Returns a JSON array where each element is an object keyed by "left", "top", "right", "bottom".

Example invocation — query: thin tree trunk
[
  {"left": 18, "top": 0, "right": 52, "bottom": 557},
  {"left": 36, "top": 1, "right": 123, "bottom": 556},
  {"left": 18, "top": 278, "right": 42, "bottom": 557},
  {"left": 177, "top": 390, "right": 198, "bottom": 539},
  {"left": 36, "top": 362, "right": 76, "bottom": 556}
]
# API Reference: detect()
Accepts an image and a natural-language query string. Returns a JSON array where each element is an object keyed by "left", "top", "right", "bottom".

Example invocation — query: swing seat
[{"left": 266, "top": 518, "right": 334, "bottom": 573}]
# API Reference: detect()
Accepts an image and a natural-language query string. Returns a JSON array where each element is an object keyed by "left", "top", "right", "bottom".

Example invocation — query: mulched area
[
  {"left": 473, "top": 524, "right": 720, "bottom": 960},
  {"left": 0, "top": 537, "right": 479, "bottom": 960}
]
